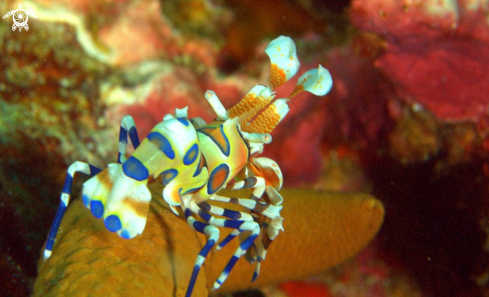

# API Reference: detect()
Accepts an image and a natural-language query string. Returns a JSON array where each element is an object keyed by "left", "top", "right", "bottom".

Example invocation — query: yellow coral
[
  {"left": 35, "top": 184, "right": 384, "bottom": 296},
  {"left": 210, "top": 188, "right": 385, "bottom": 293}
]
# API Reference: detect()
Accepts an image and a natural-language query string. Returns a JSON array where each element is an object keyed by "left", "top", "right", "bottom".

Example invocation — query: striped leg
[
  {"left": 198, "top": 201, "right": 254, "bottom": 222},
  {"left": 188, "top": 202, "right": 260, "bottom": 290},
  {"left": 210, "top": 193, "right": 275, "bottom": 252},
  {"left": 216, "top": 177, "right": 284, "bottom": 281},
  {"left": 118, "top": 115, "right": 141, "bottom": 163},
  {"left": 227, "top": 177, "right": 268, "bottom": 206},
  {"left": 211, "top": 193, "right": 282, "bottom": 222},
  {"left": 209, "top": 194, "right": 282, "bottom": 251},
  {"left": 184, "top": 208, "right": 220, "bottom": 297},
  {"left": 197, "top": 202, "right": 255, "bottom": 250},
  {"left": 43, "top": 161, "right": 101, "bottom": 260},
  {"left": 216, "top": 229, "right": 241, "bottom": 250},
  {"left": 250, "top": 214, "right": 284, "bottom": 281}
]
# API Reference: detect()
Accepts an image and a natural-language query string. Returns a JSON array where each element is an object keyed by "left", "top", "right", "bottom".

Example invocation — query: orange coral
[
  {"left": 34, "top": 184, "right": 384, "bottom": 296},
  {"left": 211, "top": 188, "right": 384, "bottom": 293}
]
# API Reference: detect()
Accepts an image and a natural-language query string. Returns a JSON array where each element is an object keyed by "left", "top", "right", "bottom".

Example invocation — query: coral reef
[
  {"left": 338, "top": 2, "right": 489, "bottom": 294},
  {"left": 216, "top": 0, "right": 329, "bottom": 73},
  {"left": 350, "top": 0, "right": 489, "bottom": 122},
  {"left": 2, "top": 0, "right": 489, "bottom": 296},
  {"left": 34, "top": 184, "right": 384, "bottom": 296},
  {"left": 1, "top": 3, "right": 344, "bottom": 295},
  {"left": 344, "top": 0, "right": 489, "bottom": 173}
]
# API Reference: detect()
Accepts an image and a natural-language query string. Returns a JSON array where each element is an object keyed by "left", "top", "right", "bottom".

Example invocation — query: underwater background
[{"left": 1, "top": 0, "right": 489, "bottom": 296}]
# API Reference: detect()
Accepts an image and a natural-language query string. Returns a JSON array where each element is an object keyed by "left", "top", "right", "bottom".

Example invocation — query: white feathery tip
[
  {"left": 265, "top": 36, "right": 300, "bottom": 81},
  {"left": 296, "top": 65, "right": 333, "bottom": 96}
]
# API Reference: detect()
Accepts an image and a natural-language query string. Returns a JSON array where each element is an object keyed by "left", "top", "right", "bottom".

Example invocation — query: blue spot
[
  {"left": 105, "top": 215, "right": 122, "bottom": 232},
  {"left": 177, "top": 118, "right": 189, "bottom": 126},
  {"left": 252, "top": 271, "right": 259, "bottom": 282},
  {"left": 187, "top": 266, "right": 201, "bottom": 297},
  {"left": 240, "top": 234, "right": 258, "bottom": 249},
  {"left": 218, "top": 234, "right": 236, "bottom": 248},
  {"left": 184, "top": 208, "right": 192, "bottom": 218},
  {"left": 198, "top": 202, "right": 211, "bottom": 211},
  {"left": 223, "top": 256, "right": 239, "bottom": 274},
  {"left": 192, "top": 221, "right": 207, "bottom": 233},
  {"left": 122, "top": 156, "right": 149, "bottom": 181},
  {"left": 45, "top": 243, "right": 53, "bottom": 254},
  {"left": 147, "top": 132, "right": 175, "bottom": 159},
  {"left": 197, "top": 125, "right": 230, "bottom": 156},
  {"left": 46, "top": 203, "right": 68, "bottom": 252},
  {"left": 90, "top": 200, "right": 104, "bottom": 219},
  {"left": 207, "top": 163, "right": 230, "bottom": 194},
  {"left": 161, "top": 168, "right": 178, "bottom": 185},
  {"left": 223, "top": 209, "right": 241, "bottom": 220},
  {"left": 183, "top": 143, "right": 199, "bottom": 165},
  {"left": 119, "top": 126, "right": 127, "bottom": 143},
  {"left": 128, "top": 126, "right": 140, "bottom": 148},
  {"left": 62, "top": 174, "right": 73, "bottom": 194},
  {"left": 121, "top": 229, "right": 132, "bottom": 239},
  {"left": 224, "top": 219, "right": 243, "bottom": 229},
  {"left": 198, "top": 210, "right": 212, "bottom": 222},
  {"left": 193, "top": 155, "right": 206, "bottom": 177},
  {"left": 89, "top": 164, "right": 102, "bottom": 175},
  {"left": 82, "top": 194, "right": 90, "bottom": 208},
  {"left": 199, "top": 238, "right": 215, "bottom": 256},
  {"left": 181, "top": 186, "right": 204, "bottom": 196}
]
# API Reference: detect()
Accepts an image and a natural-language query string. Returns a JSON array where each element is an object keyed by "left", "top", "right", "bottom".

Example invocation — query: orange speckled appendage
[
  {"left": 289, "top": 83, "right": 304, "bottom": 99},
  {"left": 241, "top": 104, "right": 281, "bottom": 134},
  {"left": 269, "top": 63, "right": 286, "bottom": 89},
  {"left": 35, "top": 184, "right": 384, "bottom": 296},
  {"left": 228, "top": 93, "right": 270, "bottom": 120}
]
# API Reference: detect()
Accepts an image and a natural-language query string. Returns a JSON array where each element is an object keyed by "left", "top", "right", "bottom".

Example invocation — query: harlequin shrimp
[{"left": 43, "top": 36, "right": 333, "bottom": 296}]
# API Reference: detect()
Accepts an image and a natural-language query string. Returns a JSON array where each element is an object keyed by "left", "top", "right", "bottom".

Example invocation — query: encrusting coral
[{"left": 34, "top": 183, "right": 384, "bottom": 296}]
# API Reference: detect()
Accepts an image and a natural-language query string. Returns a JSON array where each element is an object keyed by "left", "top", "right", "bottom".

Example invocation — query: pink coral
[{"left": 350, "top": 0, "right": 489, "bottom": 122}]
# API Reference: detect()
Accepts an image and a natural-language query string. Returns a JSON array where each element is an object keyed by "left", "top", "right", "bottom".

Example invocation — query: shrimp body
[{"left": 43, "top": 36, "right": 333, "bottom": 297}]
